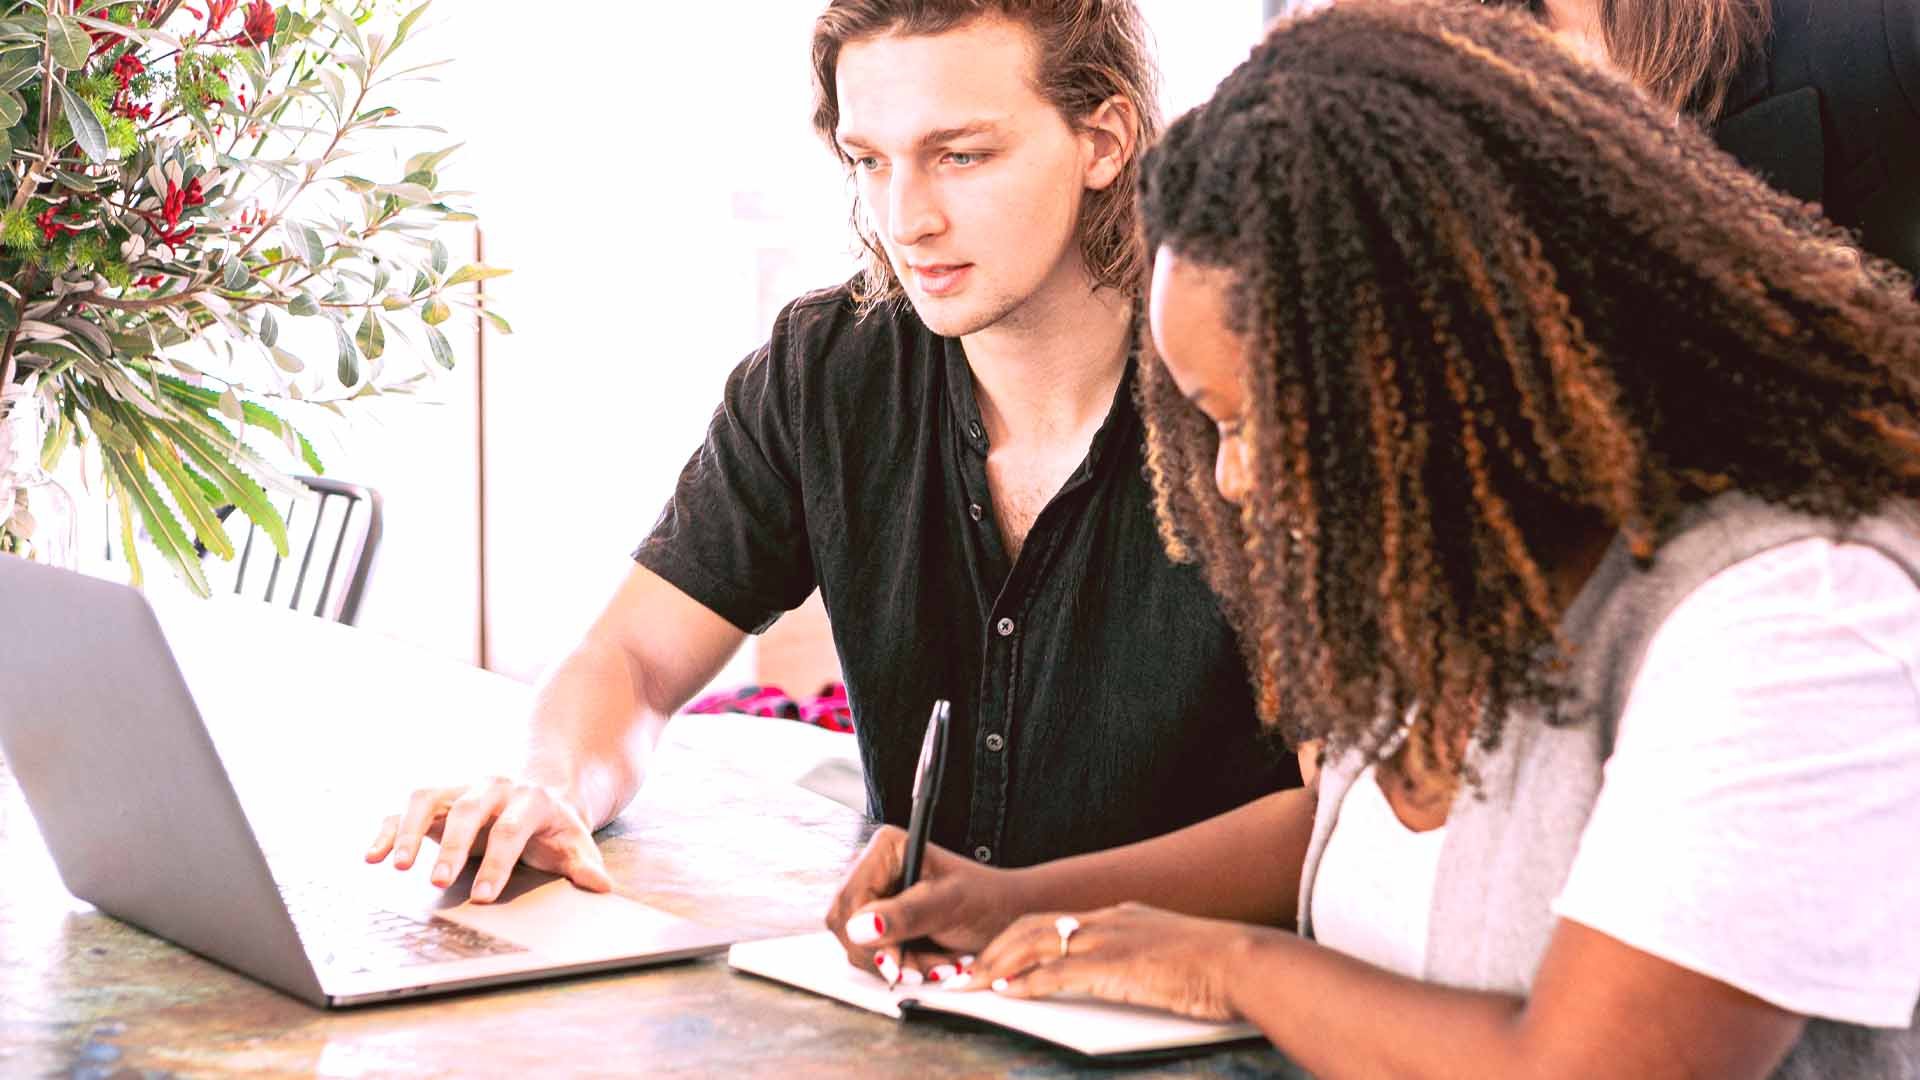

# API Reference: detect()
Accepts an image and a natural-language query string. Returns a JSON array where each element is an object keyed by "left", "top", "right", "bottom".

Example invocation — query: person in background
[
  {"left": 365, "top": 0, "right": 1297, "bottom": 909},
  {"left": 828, "top": 4, "right": 1920, "bottom": 1075},
  {"left": 1509, "top": 0, "right": 1920, "bottom": 282}
]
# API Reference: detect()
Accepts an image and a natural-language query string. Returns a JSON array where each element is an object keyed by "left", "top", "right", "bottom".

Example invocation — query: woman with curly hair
[{"left": 825, "top": 2, "right": 1920, "bottom": 1075}]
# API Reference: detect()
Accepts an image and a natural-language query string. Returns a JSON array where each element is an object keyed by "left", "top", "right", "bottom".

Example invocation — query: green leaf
[
  {"left": 321, "top": 2, "right": 367, "bottom": 54},
  {"left": 159, "top": 418, "right": 290, "bottom": 558},
  {"left": 424, "top": 323, "right": 453, "bottom": 369},
  {"left": 222, "top": 258, "right": 249, "bottom": 291},
  {"left": 394, "top": 0, "right": 432, "bottom": 48},
  {"left": 482, "top": 309, "right": 512, "bottom": 335},
  {"left": 420, "top": 296, "right": 449, "bottom": 325},
  {"left": 0, "top": 88, "right": 22, "bottom": 128},
  {"left": 123, "top": 409, "right": 235, "bottom": 561},
  {"left": 258, "top": 306, "right": 279, "bottom": 347},
  {"left": 288, "top": 291, "right": 319, "bottom": 317},
  {"left": 156, "top": 375, "right": 324, "bottom": 476},
  {"left": 354, "top": 310, "right": 385, "bottom": 360},
  {"left": 47, "top": 14, "right": 88, "bottom": 70},
  {"left": 404, "top": 141, "right": 461, "bottom": 178},
  {"left": 103, "top": 443, "right": 212, "bottom": 597},
  {"left": 110, "top": 477, "right": 145, "bottom": 588},
  {"left": 55, "top": 80, "right": 108, "bottom": 163},
  {"left": 268, "top": 345, "right": 304, "bottom": 373},
  {"left": 379, "top": 292, "right": 409, "bottom": 311},
  {"left": 444, "top": 263, "right": 510, "bottom": 288},
  {"left": 294, "top": 222, "right": 325, "bottom": 267},
  {"left": 429, "top": 237, "right": 447, "bottom": 275},
  {"left": 373, "top": 181, "right": 433, "bottom": 203},
  {"left": 334, "top": 319, "right": 359, "bottom": 385}
]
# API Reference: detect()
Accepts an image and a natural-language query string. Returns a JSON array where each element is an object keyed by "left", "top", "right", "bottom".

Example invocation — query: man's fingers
[
  {"left": 429, "top": 784, "right": 509, "bottom": 887},
  {"left": 557, "top": 835, "right": 614, "bottom": 894},
  {"left": 389, "top": 787, "right": 457, "bottom": 869},
  {"left": 365, "top": 815, "right": 399, "bottom": 862},
  {"left": 467, "top": 790, "right": 543, "bottom": 902}
]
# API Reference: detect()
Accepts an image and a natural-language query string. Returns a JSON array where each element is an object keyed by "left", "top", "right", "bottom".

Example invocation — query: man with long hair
[{"left": 365, "top": 1, "right": 1296, "bottom": 908}]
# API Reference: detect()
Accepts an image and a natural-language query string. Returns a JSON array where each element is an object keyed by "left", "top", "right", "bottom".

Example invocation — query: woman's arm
[
  {"left": 974, "top": 909, "right": 1805, "bottom": 1080},
  {"left": 825, "top": 786, "right": 1314, "bottom": 971}
]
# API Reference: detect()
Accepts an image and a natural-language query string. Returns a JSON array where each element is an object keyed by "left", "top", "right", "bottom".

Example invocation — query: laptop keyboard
[{"left": 281, "top": 883, "right": 528, "bottom": 973}]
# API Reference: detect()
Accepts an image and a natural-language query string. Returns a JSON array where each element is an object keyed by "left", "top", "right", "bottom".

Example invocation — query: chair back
[{"left": 219, "top": 476, "right": 382, "bottom": 624}]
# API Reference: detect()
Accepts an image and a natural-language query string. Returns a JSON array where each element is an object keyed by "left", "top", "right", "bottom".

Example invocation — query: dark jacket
[{"left": 1713, "top": 0, "right": 1920, "bottom": 281}]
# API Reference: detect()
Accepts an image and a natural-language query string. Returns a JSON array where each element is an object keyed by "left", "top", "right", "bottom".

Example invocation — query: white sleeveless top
[{"left": 1308, "top": 763, "right": 1447, "bottom": 980}]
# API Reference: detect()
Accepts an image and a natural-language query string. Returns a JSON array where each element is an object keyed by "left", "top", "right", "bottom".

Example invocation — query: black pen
[{"left": 899, "top": 699, "right": 951, "bottom": 892}]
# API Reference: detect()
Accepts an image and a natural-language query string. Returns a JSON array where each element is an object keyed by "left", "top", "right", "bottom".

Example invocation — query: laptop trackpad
[{"left": 404, "top": 863, "right": 700, "bottom": 963}]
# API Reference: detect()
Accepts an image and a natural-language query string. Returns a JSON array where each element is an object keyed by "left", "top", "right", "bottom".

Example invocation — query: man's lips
[{"left": 910, "top": 263, "right": 972, "bottom": 296}]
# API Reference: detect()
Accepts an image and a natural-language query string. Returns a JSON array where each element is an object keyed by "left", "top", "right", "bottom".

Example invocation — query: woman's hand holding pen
[
  {"left": 827, "top": 824, "right": 1030, "bottom": 987},
  {"left": 963, "top": 902, "right": 1260, "bottom": 1022}
]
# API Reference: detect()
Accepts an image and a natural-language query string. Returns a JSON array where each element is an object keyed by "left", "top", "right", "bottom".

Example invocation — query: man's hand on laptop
[{"left": 365, "top": 778, "right": 614, "bottom": 903}]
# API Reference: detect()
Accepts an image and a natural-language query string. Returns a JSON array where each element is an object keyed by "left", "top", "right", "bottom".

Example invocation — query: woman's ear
[{"left": 1081, "top": 95, "right": 1139, "bottom": 192}]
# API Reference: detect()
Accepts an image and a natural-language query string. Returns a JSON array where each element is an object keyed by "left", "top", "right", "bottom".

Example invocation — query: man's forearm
[{"left": 522, "top": 635, "right": 674, "bottom": 830}]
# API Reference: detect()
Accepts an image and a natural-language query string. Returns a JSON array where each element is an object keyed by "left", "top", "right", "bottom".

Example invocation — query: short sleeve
[
  {"left": 1553, "top": 538, "right": 1920, "bottom": 1028},
  {"left": 633, "top": 310, "right": 816, "bottom": 634}
]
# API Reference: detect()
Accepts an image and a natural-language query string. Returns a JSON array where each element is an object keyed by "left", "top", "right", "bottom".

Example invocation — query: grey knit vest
[{"left": 1296, "top": 493, "right": 1920, "bottom": 1079}]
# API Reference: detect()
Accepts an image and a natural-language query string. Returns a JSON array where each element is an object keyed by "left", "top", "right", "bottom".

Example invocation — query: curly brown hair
[{"left": 1135, "top": 0, "right": 1920, "bottom": 766}]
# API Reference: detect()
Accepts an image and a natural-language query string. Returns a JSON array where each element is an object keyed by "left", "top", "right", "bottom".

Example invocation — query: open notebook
[{"left": 728, "top": 931, "right": 1262, "bottom": 1058}]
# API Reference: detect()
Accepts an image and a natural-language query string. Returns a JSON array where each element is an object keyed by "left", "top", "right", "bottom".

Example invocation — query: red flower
[
  {"left": 36, "top": 205, "right": 76, "bottom": 243},
  {"left": 112, "top": 52, "right": 145, "bottom": 89},
  {"left": 241, "top": 1, "right": 275, "bottom": 46},
  {"left": 161, "top": 176, "right": 207, "bottom": 229},
  {"left": 205, "top": 0, "right": 238, "bottom": 30}
]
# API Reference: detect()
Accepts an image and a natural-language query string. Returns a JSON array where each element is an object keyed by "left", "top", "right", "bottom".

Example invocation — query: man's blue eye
[{"left": 947, "top": 152, "right": 984, "bottom": 166}]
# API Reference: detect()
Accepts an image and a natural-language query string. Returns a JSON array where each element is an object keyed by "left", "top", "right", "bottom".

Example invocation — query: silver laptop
[{"left": 0, "top": 556, "right": 740, "bottom": 1007}]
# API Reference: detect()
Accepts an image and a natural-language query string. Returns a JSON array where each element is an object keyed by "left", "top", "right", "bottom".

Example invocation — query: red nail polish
[
  {"left": 875, "top": 914, "right": 887, "bottom": 935},
  {"left": 874, "top": 952, "right": 886, "bottom": 967},
  {"left": 927, "top": 969, "right": 943, "bottom": 982}
]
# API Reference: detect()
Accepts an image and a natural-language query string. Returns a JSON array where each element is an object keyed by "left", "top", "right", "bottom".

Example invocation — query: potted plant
[{"left": 0, "top": 0, "right": 507, "bottom": 593}]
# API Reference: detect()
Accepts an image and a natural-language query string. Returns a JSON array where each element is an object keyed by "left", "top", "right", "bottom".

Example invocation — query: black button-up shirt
[{"left": 636, "top": 283, "right": 1298, "bottom": 867}]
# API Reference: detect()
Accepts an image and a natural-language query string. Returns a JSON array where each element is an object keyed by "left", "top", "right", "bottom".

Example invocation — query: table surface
[{"left": 0, "top": 591, "right": 1308, "bottom": 1078}]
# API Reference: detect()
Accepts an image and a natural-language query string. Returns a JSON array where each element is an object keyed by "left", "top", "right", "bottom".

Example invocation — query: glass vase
[{"left": 0, "top": 397, "right": 78, "bottom": 571}]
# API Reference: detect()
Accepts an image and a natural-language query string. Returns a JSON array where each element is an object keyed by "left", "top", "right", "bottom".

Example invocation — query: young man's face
[{"left": 834, "top": 17, "right": 1108, "bottom": 338}]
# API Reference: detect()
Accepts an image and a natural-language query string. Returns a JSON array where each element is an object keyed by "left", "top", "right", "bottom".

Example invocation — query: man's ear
[{"left": 1081, "top": 94, "right": 1138, "bottom": 192}]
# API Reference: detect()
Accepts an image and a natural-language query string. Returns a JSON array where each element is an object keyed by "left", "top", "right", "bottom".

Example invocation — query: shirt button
[
  {"left": 967, "top": 421, "right": 983, "bottom": 440},
  {"left": 969, "top": 502, "right": 983, "bottom": 522},
  {"left": 973, "top": 846, "right": 993, "bottom": 863},
  {"left": 995, "top": 617, "right": 1015, "bottom": 637},
  {"left": 985, "top": 733, "right": 1005, "bottom": 752}
]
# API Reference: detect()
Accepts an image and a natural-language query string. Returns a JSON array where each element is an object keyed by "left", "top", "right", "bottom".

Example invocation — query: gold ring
[{"left": 1054, "top": 915, "right": 1080, "bottom": 959}]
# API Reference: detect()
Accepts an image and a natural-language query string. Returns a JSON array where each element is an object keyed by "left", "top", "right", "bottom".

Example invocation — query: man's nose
[{"left": 887, "top": 166, "right": 944, "bottom": 248}]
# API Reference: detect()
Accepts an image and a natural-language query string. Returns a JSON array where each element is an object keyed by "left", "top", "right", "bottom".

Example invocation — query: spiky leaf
[{"left": 103, "top": 444, "right": 211, "bottom": 597}]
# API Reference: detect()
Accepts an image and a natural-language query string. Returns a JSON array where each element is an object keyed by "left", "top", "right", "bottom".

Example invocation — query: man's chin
[{"left": 906, "top": 295, "right": 1007, "bottom": 339}]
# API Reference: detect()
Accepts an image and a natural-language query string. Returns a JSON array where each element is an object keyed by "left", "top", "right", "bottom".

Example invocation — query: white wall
[{"left": 321, "top": 1, "right": 1264, "bottom": 683}]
